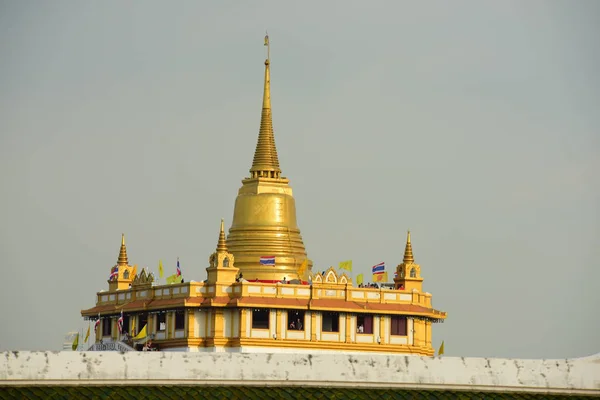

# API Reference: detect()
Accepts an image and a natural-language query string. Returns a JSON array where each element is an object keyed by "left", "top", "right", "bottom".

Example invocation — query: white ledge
[{"left": 0, "top": 351, "right": 598, "bottom": 395}]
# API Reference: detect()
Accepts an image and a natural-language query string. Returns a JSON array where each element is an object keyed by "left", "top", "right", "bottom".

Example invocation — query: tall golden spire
[
  {"left": 403, "top": 230, "right": 414, "bottom": 264},
  {"left": 226, "top": 36, "right": 311, "bottom": 282},
  {"left": 216, "top": 218, "right": 228, "bottom": 253},
  {"left": 249, "top": 33, "right": 281, "bottom": 179},
  {"left": 117, "top": 233, "right": 128, "bottom": 266}
]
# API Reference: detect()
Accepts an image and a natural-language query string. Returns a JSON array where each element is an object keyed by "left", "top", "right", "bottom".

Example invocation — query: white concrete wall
[{"left": 0, "top": 351, "right": 598, "bottom": 395}]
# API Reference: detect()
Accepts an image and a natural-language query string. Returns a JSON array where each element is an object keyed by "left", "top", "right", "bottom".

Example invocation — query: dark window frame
[
  {"left": 252, "top": 308, "right": 270, "bottom": 330},
  {"left": 157, "top": 313, "right": 167, "bottom": 331},
  {"left": 356, "top": 314, "right": 373, "bottom": 334},
  {"left": 287, "top": 310, "right": 305, "bottom": 331},
  {"left": 102, "top": 318, "right": 112, "bottom": 336},
  {"left": 391, "top": 315, "right": 408, "bottom": 336},
  {"left": 174, "top": 310, "right": 186, "bottom": 330},
  {"left": 322, "top": 312, "right": 340, "bottom": 332}
]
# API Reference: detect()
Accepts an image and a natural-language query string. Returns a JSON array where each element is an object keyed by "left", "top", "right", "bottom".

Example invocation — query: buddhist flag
[
  {"left": 373, "top": 271, "right": 388, "bottom": 282},
  {"left": 84, "top": 324, "right": 90, "bottom": 343},
  {"left": 297, "top": 259, "right": 308, "bottom": 278},
  {"left": 166, "top": 274, "right": 182, "bottom": 284},
  {"left": 338, "top": 260, "right": 352, "bottom": 272},
  {"left": 72, "top": 333, "right": 79, "bottom": 351},
  {"left": 133, "top": 324, "right": 147, "bottom": 341},
  {"left": 356, "top": 274, "right": 364, "bottom": 285},
  {"left": 158, "top": 260, "right": 164, "bottom": 278},
  {"left": 438, "top": 341, "right": 445, "bottom": 356}
]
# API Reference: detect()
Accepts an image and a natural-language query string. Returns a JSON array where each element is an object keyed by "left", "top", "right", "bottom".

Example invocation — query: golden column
[{"left": 226, "top": 35, "right": 311, "bottom": 282}]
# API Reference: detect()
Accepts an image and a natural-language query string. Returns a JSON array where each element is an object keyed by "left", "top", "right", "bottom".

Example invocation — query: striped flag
[
  {"left": 117, "top": 310, "right": 124, "bottom": 334},
  {"left": 94, "top": 314, "right": 101, "bottom": 336},
  {"left": 260, "top": 256, "right": 275, "bottom": 266},
  {"left": 176, "top": 257, "right": 181, "bottom": 277},
  {"left": 109, "top": 266, "right": 118, "bottom": 281},
  {"left": 372, "top": 262, "right": 385, "bottom": 275}
]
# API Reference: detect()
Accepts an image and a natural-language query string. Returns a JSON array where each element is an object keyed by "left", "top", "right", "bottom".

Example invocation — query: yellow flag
[
  {"left": 84, "top": 324, "right": 90, "bottom": 343},
  {"left": 166, "top": 274, "right": 182, "bottom": 284},
  {"left": 158, "top": 260, "right": 164, "bottom": 278},
  {"left": 438, "top": 341, "right": 445, "bottom": 356},
  {"left": 130, "top": 317, "right": 136, "bottom": 336},
  {"left": 133, "top": 324, "right": 147, "bottom": 341},
  {"left": 373, "top": 271, "right": 388, "bottom": 282},
  {"left": 132, "top": 265, "right": 138, "bottom": 277},
  {"left": 72, "top": 333, "right": 79, "bottom": 351},
  {"left": 356, "top": 274, "right": 364, "bottom": 285},
  {"left": 297, "top": 259, "right": 308, "bottom": 278},
  {"left": 338, "top": 260, "right": 352, "bottom": 272}
]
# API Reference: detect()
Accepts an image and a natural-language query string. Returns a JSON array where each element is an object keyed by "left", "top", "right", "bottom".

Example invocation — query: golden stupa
[{"left": 226, "top": 36, "right": 312, "bottom": 282}]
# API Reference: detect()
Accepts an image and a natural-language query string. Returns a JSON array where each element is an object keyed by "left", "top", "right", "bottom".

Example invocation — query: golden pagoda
[
  {"left": 81, "top": 35, "right": 446, "bottom": 355},
  {"left": 226, "top": 34, "right": 311, "bottom": 282}
]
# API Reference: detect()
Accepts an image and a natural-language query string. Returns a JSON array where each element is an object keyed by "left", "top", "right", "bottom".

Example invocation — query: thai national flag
[
  {"left": 260, "top": 256, "right": 276, "bottom": 266},
  {"left": 176, "top": 258, "right": 181, "bottom": 277},
  {"left": 109, "top": 267, "right": 118, "bottom": 281},
  {"left": 372, "top": 262, "right": 385, "bottom": 274},
  {"left": 117, "top": 310, "right": 124, "bottom": 334},
  {"left": 94, "top": 315, "right": 101, "bottom": 331}
]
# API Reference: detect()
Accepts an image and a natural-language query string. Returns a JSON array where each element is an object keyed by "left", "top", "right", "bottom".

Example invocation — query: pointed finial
[
  {"left": 117, "top": 233, "right": 128, "bottom": 266},
  {"left": 250, "top": 34, "right": 281, "bottom": 179},
  {"left": 264, "top": 31, "right": 270, "bottom": 62},
  {"left": 403, "top": 230, "right": 414, "bottom": 264},
  {"left": 216, "top": 218, "right": 228, "bottom": 253}
]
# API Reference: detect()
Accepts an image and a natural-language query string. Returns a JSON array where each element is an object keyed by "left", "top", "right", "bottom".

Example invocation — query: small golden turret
[
  {"left": 216, "top": 218, "right": 228, "bottom": 253},
  {"left": 226, "top": 35, "right": 311, "bottom": 281},
  {"left": 117, "top": 233, "right": 128, "bottom": 266},
  {"left": 403, "top": 231, "right": 414, "bottom": 263},
  {"left": 109, "top": 233, "right": 135, "bottom": 291},
  {"left": 206, "top": 219, "right": 238, "bottom": 287},
  {"left": 394, "top": 230, "right": 423, "bottom": 292}
]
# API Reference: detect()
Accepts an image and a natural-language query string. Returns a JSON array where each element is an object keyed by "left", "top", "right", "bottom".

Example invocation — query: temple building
[{"left": 80, "top": 37, "right": 447, "bottom": 355}]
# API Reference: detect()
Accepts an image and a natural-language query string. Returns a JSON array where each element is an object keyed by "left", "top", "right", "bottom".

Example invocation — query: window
[
  {"left": 356, "top": 315, "right": 373, "bottom": 334},
  {"left": 175, "top": 310, "right": 185, "bottom": 330},
  {"left": 122, "top": 315, "right": 130, "bottom": 334},
  {"left": 322, "top": 312, "right": 339, "bottom": 332},
  {"left": 102, "top": 318, "right": 111, "bottom": 336},
  {"left": 138, "top": 314, "right": 148, "bottom": 334},
  {"left": 391, "top": 316, "right": 407, "bottom": 336},
  {"left": 287, "top": 310, "right": 305, "bottom": 330},
  {"left": 123, "top": 270, "right": 130, "bottom": 279},
  {"left": 252, "top": 309, "right": 270, "bottom": 329},
  {"left": 410, "top": 268, "right": 416, "bottom": 278},
  {"left": 223, "top": 257, "right": 229, "bottom": 267},
  {"left": 157, "top": 313, "right": 166, "bottom": 331}
]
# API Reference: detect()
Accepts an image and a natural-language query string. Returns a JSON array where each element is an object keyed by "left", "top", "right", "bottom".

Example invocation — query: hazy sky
[{"left": 1, "top": 1, "right": 598, "bottom": 359}]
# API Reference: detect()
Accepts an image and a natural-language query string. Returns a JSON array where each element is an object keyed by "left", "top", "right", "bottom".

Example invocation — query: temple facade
[{"left": 80, "top": 37, "right": 447, "bottom": 355}]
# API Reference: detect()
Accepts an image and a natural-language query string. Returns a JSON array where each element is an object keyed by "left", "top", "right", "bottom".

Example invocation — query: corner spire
[
  {"left": 117, "top": 233, "right": 128, "bottom": 266},
  {"left": 403, "top": 230, "right": 414, "bottom": 264},
  {"left": 216, "top": 219, "right": 228, "bottom": 253},
  {"left": 249, "top": 33, "right": 281, "bottom": 179}
]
